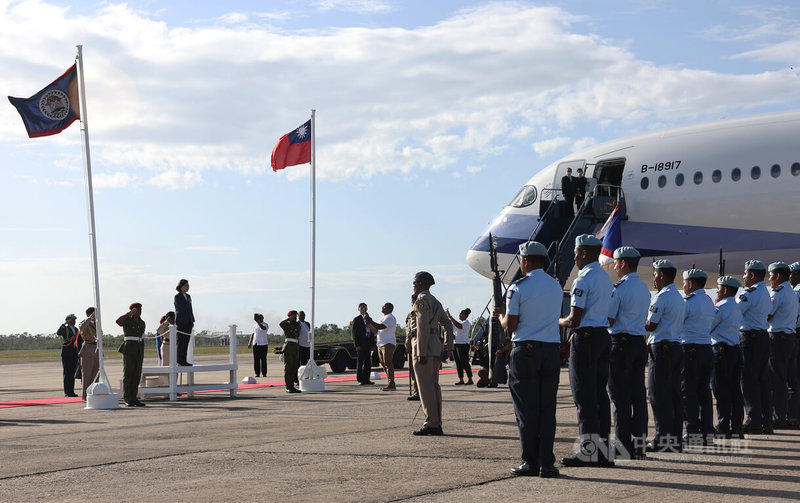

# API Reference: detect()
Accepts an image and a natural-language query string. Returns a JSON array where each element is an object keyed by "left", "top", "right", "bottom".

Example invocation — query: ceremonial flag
[
  {"left": 8, "top": 64, "right": 80, "bottom": 138},
  {"left": 596, "top": 203, "right": 622, "bottom": 266},
  {"left": 271, "top": 120, "right": 312, "bottom": 171}
]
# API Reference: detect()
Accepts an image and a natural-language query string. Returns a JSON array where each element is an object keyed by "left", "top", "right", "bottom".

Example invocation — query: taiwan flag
[
  {"left": 596, "top": 203, "right": 622, "bottom": 266},
  {"left": 8, "top": 64, "right": 80, "bottom": 138},
  {"left": 271, "top": 120, "right": 311, "bottom": 171}
]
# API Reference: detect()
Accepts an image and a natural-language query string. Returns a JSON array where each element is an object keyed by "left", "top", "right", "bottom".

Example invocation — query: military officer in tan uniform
[
  {"left": 410, "top": 271, "right": 454, "bottom": 436},
  {"left": 78, "top": 307, "right": 99, "bottom": 401}
]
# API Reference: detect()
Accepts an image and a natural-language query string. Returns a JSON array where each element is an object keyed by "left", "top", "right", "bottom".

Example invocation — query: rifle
[{"left": 487, "top": 233, "right": 504, "bottom": 376}]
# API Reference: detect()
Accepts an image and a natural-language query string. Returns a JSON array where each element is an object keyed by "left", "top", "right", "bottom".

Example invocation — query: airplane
[{"left": 467, "top": 109, "right": 800, "bottom": 284}]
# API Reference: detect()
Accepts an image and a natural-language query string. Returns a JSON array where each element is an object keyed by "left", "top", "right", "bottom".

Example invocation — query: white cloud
[
  {"left": 146, "top": 169, "right": 203, "bottom": 190},
  {"left": 93, "top": 171, "right": 137, "bottom": 188},
  {"left": 312, "top": 0, "right": 392, "bottom": 14},
  {"left": 532, "top": 136, "right": 571, "bottom": 157}
]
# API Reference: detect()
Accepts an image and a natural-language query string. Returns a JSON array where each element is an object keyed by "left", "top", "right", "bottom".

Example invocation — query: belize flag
[
  {"left": 271, "top": 120, "right": 312, "bottom": 171},
  {"left": 8, "top": 64, "right": 80, "bottom": 138},
  {"left": 596, "top": 203, "right": 622, "bottom": 266}
]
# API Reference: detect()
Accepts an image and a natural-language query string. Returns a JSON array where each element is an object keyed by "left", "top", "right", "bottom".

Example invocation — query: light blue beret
[
  {"left": 653, "top": 259, "right": 676, "bottom": 270},
  {"left": 575, "top": 234, "right": 602, "bottom": 247},
  {"left": 613, "top": 246, "right": 640, "bottom": 259},
  {"left": 744, "top": 260, "right": 766, "bottom": 271},
  {"left": 519, "top": 241, "right": 548, "bottom": 257},
  {"left": 768, "top": 261, "right": 790, "bottom": 272},
  {"left": 790, "top": 262, "right": 800, "bottom": 272},
  {"left": 683, "top": 269, "right": 708, "bottom": 280},
  {"left": 717, "top": 276, "right": 742, "bottom": 288}
]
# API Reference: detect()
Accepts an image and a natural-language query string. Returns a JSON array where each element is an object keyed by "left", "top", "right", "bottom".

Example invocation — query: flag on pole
[
  {"left": 8, "top": 64, "right": 80, "bottom": 138},
  {"left": 271, "top": 120, "right": 312, "bottom": 171},
  {"left": 596, "top": 203, "right": 622, "bottom": 266}
]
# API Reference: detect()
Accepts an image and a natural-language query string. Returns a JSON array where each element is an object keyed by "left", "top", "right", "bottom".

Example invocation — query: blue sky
[{"left": 2, "top": 0, "right": 800, "bottom": 335}]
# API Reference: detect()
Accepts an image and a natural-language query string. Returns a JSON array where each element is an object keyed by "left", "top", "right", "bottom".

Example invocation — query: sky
[{"left": 2, "top": 0, "right": 800, "bottom": 336}]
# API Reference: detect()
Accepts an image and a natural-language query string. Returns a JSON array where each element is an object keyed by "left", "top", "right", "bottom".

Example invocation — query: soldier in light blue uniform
[
  {"left": 607, "top": 246, "right": 650, "bottom": 459},
  {"left": 767, "top": 262, "right": 799, "bottom": 429},
  {"left": 495, "top": 241, "right": 562, "bottom": 478},
  {"left": 738, "top": 260, "right": 773, "bottom": 434},
  {"left": 559, "top": 234, "right": 613, "bottom": 467},
  {"left": 789, "top": 262, "right": 800, "bottom": 428},
  {"left": 678, "top": 269, "right": 716, "bottom": 446},
  {"left": 645, "top": 260, "right": 685, "bottom": 452},
  {"left": 711, "top": 276, "right": 745, "bottom": 439}
]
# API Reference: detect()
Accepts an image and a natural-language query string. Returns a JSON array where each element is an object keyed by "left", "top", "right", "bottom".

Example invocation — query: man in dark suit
[
  {"left": 561, "top": 168, "right": 576, "bottom": 218},
  {"left": 575, "top": 168, "right": 588, "bottom": 211},
  {"left": 174, "top": 278, "right": 195, "bottom": 366},
  {"left": 57, "top": 314, "right": 80, "bottom": 397},
  {"left": 352, "top": 302, "right": 375, "bottom": 384}
]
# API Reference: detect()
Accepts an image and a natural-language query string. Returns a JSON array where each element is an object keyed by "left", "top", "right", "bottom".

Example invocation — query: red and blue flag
[
  {"left": 597, "top": 203, "right": 622, "bottom": 266},
  {"left": 8, "top": 64, "right": 80, "bottom": 138},
  {"left": 271, "top": 120, "right": 311, "bottom": 171}
]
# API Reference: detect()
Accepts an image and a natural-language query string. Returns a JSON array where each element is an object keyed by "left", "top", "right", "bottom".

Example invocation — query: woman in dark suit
[{"left": 174, "top": 278, "right": 195, "bottom": 366}]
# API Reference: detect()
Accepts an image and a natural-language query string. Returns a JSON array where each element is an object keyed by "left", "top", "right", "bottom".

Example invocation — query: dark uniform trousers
[
  {"left": 648, "top": 341, "right": 683, "bottom": 445},
  {"left": 608, "top": 334, "right": 648, "bottom": 457},
  {"left": 176, "top": 323, "right": 192, "bottom": 365},
  {"left": 509, "top": 341, "right": 560, "bottom": 468},
  {"left": 740, "top": 330, "right": 772, "bottom": 428},
  {"left": 453, "top": 343, "right": 472, "bottom": 380},
  {"left": 568, "top": 327, "right": 611, "bottom": 444},
  {"left": 283, "top": 342, "right": 300, "bottom": 388},
  {"left": 789, "top": 331, "right": 800, "bottom": 423},
  {"left": 122, "top": 340, "right": 144, "bottom": 403},
  {"left": 681, "top": 344, "right": 714, "bottom": 436},
  {"left": 769, "top": 331, "right": 795, "bottom": 423},
  {"left": 356, "top": 345, "right": 372, "bottom": 384},
  {"left": 61, "top": 345, "right": 79, "bottom": 396},
  {"left": 299, "top": 346, "right": 311, "bottom": 366},
  {"left": 712, "top": 343, "right": 744, "bottom": 433},
  {"left": 252, "top": 344, "right": 268, "bottom": 376}
]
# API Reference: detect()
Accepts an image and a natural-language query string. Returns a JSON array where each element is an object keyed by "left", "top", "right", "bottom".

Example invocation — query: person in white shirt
[
  {"left": 448, "top": 308, "right": 473, "bottom": 385},
  {"left": 367, "top": 303, "right": 398, "bottom": 391},
  {"left": 247, "top": 313, "right": 270, "bottom": 377},
  {"left": 298, "top": 311, "right": 311, "bottom": 366}
]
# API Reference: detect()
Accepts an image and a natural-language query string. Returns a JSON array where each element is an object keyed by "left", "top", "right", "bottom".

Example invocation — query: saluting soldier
[
  {"left": 116, "top": 303, "right": 146, "bottom": 407},
  {"left": 280, "top": 311, "right": 302, "bottom": 394},
  {"left": 678, "top": 269, "right": 716, "bottom": 446},
  {"left": 57, "top": 314, "right": 80, "bottom": 398},
  {"left": 766, "top": 262, "right": 799, "bottom": 429},
  {"left": 410, "top": 271, "right": 454, "bottom": 436},
  {"left": 645, "top": 260, "right": 685, "bottom": 452},
  {"left": 78, "top": 307, "right": 99, "bottom": 401},
  {"left": 607, "top": 246, "right": 650, "bottom": 459},
  {"left": 405, "top": 310, "right": 419, "bottom": 401},
  {"left": 559, "top": 234, "right": 613, "bottom": 467},
  {"left": 711, "top": 276, "right": 745, "bottom": 438},
  {"left": 789, "top": 262, "right": 800, "bottom": 428},
  {"left": 738, "top": 260, "right": 773, "bottom": 434},
  {"left": 494, "top": 241, "right": 562, "bottom": 478}
]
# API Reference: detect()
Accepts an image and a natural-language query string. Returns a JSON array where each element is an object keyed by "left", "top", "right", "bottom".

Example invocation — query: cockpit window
[{"left": 508, "top": 185, "right": 538, "bottom": 207}]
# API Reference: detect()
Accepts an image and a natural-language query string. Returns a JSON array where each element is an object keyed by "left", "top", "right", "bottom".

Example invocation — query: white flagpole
[
  {"left": 76, "top": 45, "right": 119, "bottom": 409},
  {"left": 310, "top": 109, "right": 316, "bottom": 359}
]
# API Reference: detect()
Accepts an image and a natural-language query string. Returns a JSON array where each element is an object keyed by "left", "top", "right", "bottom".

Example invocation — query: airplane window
[
  {"left": 771, "top": 164, "right": 780, "bottom": 178},
  {"left": 675, "top": 173, "right": 684, "bottom": 186},
  {"left": 508, "top": 185, "right": 537, "bottom": 207},
  {"left": 732, "top": 168, "right": 741, "bottom": 181},
  {"left": 640, "top": 177, "right": 649, "bottom": 189},
  {"left": 712, "top": 170, "right": 721, "bottom": 183},
  {"left": 751, "top": 166, "right": 761, "bottom": 180},
  {"left": 694, "top": 171, "right": 703, "bottom": 184},
  {"left": 657, "top": 175, "right": 667, "bottom": 188},
  {"left": 792, "top": 162, "right": 800, "bottom": 176}
]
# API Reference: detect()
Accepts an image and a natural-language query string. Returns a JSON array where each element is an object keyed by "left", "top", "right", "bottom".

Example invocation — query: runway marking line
[{"left": 0, "top": 368, "right": 459, "bottom": 408}]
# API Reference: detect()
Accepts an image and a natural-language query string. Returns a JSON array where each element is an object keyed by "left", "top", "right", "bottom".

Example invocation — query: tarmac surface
[{"left": 2, "top": 353, "right": 800, "bottom": 502}]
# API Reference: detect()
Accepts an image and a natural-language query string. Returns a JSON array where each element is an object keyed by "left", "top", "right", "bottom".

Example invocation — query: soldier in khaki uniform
[
  {"left": 405, "top": 311, "right": 419, "bottom": 400},
  {"left": 78, "top": 307, "right": 99, "bottom": 401},
  {"left": 280, "top": 310, "right": 302, "bottom": 394},
  {"left": 410, "top": 271, "right": 454, "bottom": 436}
]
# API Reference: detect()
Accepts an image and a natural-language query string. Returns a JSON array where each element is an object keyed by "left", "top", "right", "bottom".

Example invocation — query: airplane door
[
  {"left": 593, "top": 158, "right": 626, "bottom": 196},
  {"left": 553, "top": 160, "right": 586, "bottom": 198}
]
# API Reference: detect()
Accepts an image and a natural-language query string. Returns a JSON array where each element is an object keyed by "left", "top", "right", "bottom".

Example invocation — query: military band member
[
  {"left": 607, "top": 246, "right": 650, "bottom": 459},
  {"left": 711, "top": 276, "right": 744, "bottom": 438},
  {"left": 559, "top": 234, "right": 613, "bottom": 467},
  {"left": 78, "top": 307, "right": 99, "bottom": 401},
  {"left": 494, "top": 241, "right": 562, "bottom": 478},
  {"left": 766, "top": 262, "right": 799, "bottom": 429},
  {"left": 679, "top": 269, "right": 716, "bottom": 446},
  {"left": 280, "top": 311, "right": 302, "bottom": 394},
  {"left": 645, "top": 260, "right": 685, "bottom": 452},
  {"left": 738, "top": 260, "right": 773, "bottom": 434},
  {"left": 790, "top": 262, "right": 800, "bottom": 428},
  {"left": 57, "top": 314, "right": 80, "bottom": 398},
  {"left": 410, "top": 271, "right": 454, "bottom": 436},
  {"left": 116, "top": 303, "right": 146, "bottom": 407}
]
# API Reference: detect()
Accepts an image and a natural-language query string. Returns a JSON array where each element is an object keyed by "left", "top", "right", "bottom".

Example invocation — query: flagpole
[
  {"left": 309, "top": 109, "right": 316, "bottom": 360},
  {"left": 76, "top": 45, "right": 118, "bottom": 409}
]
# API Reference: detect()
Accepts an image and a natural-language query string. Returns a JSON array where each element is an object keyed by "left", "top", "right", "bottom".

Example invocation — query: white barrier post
[
  {"left": 169, "top": 324, "right": 177, "bottom": 401},
  {"left": 229, "top": 325, "right": 238, "bottom": 397}
]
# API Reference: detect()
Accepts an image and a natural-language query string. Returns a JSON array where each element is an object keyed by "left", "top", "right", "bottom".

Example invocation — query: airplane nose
[{"left": 466, "top": 248, "right": 493, "bottom": 280}]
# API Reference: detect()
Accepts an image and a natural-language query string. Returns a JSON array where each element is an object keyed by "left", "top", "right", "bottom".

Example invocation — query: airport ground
[{"left": 1, "top": 353, "right": 800, "bottom": 502}]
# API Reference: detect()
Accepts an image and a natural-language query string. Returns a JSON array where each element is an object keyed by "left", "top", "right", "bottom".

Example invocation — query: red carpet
[{"left": 0, "top": 369, "right": 458, "bottom": 408}]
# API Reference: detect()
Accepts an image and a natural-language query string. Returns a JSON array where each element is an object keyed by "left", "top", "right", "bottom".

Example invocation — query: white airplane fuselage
[{"left": 467, "top": 110, "right": 800, "bottom": 282}]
